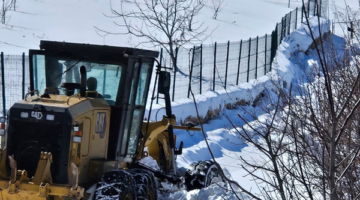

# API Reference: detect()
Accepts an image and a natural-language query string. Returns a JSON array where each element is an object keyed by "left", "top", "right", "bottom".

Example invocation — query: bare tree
[
  {"left": 1, "top": 0, "right": 13, "bottom": 24},
  {"left": 209, "top": 0, "right": 360, "bottom": 199},
  {"left": 99, "top": 0, "right": 208, "bottom": 73},
  {"left": 11, "top": 0, "right": 16, "bottom": 11},
  {"left": 211, "top": 0, "right": 224, "bottom": 19}
]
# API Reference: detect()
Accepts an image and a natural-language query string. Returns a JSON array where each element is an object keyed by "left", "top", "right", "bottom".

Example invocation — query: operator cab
[
  {"left": 4, "top": 41, "right": 158, "bottom": 184},
  {"left": 32, "top": 50, "right": 123, "bottom": 104}
]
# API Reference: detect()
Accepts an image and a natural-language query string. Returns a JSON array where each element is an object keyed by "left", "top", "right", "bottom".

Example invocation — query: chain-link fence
[
  {"left": 1, "top": 1, "right": 324, "bottom": 110},
  {"left": 0, "top": 53, "right": 29, "bottom": 116},
  {"left": 156, "top": 1, "right": 323, "bottom": 103}
]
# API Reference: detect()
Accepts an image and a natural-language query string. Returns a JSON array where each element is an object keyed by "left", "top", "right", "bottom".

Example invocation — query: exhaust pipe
[{"left": 80, "top": 66, "right": 87, "bottom": 97}]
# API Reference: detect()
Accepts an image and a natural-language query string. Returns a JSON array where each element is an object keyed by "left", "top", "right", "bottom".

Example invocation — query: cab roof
[{"left": 39, "top": 40, "right": 159, "bottom": 58}]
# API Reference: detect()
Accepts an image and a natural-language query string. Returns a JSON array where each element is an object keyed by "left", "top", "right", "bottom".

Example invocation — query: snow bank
[
  {"left": 159, "top": 183, "right": 249, "bottom": 200},
  {"left": 272, "top": 17, "right": 333, "bottom": 89},
  {"left": 145, "top": 76, "right": 273, "bottom": 122},
  {"left": 146, "top": 17, "right": 331, "bottom": 124},
  {"left": 172, "top": 16, "right": 341, "bottom": 198}
]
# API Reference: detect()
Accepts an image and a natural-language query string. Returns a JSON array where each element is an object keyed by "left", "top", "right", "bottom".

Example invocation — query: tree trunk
[{"left": 330, "top": 124, "right": 337, "bottom": 200}]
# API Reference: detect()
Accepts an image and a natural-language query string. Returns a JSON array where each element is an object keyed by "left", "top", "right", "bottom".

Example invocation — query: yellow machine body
[
  {"left": 0, "top": 41, "right": 202, "bottom": 200},
  {"left": 0, "top": 95, "right": 112, "bottom": 199}
]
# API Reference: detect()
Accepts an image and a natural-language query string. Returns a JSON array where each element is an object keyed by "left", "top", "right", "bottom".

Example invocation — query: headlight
[
  {"left": 20, "top": 112, "right": 28, "bottom": 118},
  {"left": 46, "top": 114, "right": 55, "bottom": 121},
  {"left": 73, "top": 136, "right": 82, "bottom": 143}
]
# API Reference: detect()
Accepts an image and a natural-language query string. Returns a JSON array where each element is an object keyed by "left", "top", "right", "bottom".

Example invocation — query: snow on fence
[
  {"left": 0, "top": 0, "right": 324, "bottom": 115},
  {"left": 155, "top": 0, "right": 324, "bottom": 103}
]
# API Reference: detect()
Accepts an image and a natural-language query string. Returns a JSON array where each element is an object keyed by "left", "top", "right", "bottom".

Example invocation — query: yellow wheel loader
[{"left": 0, "top": 41, "right": 226, "bottom": 200}]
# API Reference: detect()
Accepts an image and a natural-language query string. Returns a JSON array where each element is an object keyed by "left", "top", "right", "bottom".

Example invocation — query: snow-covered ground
[
  {"left": 1, "top": 0, "right": 355, "bottom": 55},
  {"left": 145, "top": 16, "right": 335, "bottom": 199},
  {"left": 0, "top": 0, "right": 358, "bottom": 199},
  {"left": 1, "top": 0, "right": 295, "bottom": 54}
]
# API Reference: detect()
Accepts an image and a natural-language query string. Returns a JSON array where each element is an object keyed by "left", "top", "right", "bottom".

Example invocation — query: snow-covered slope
[
  {"left": 0, "top": 0, "right": 356, "bottom": 199},
  {"left": 1, "top": 0, "right": 295, "bottom": 54},
  {"left": 1, "top": 0, "right": 356, "bottom": 55},
  {"left": 159, "top": 17, "right": 341, "bottom": 199}
]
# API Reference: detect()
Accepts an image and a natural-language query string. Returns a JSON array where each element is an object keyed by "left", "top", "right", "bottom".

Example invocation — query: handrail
[
  {"left": 24, "top": 90, "right": 39, "bottom": 102},
  {"left": 66, "top": 93, "right": 81, "bottom": 105}
]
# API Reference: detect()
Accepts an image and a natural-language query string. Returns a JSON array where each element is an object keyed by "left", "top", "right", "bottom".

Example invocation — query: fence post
[
  {"left": 301, "top": 4, "right": 304, "bottom": 23},
  {"left": 213, "top": 42, "right": 217, "bottom": 91},
  {"left": 188, "top": 46, "right": 195, "bottom": 98},
  {"left": 156, "top": 48, "right": 163, "bottom": 104},
  {"left": 280, "top": 17, "right": 284, "bottom": 41},
  {"left": 288, "top": 12, "right": 291, "bottom": 35},
  {"left": 295, "top": 7, "right": 298, "bottom": 30},
  {"left": 236, "top": 40, "right": 242, "bottom": 85},
  {"left": 270, "top": 26, "right": 278, "bottom": 70},
  {"left": 264, "top": 34, "right": 267, "bottom": 75},
  {"left": 225, "top": 41, "right": 230, "bottom": 89},
  {"left": 22, "top": 53, "right": 25, "bottom": 99},
  {"left": 199, "top": 45, "right": 202, "bottom": 94},
  {"left": 255, "top": 36, "right": 259, "bottom": 79},
  {"left": 172, "top": 47, "right": 178, "bottom": 101},
  {"left": 0, "top": 52, "right": 5, "bottom": 116},
  {"left": 313, "top": 0, "right": 316, "bottom": 16},
  {"left": 247, "top": 37, "right": 251, "bottom": 82}
]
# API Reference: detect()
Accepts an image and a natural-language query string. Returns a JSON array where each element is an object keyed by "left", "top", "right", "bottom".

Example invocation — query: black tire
[
  {"left": 93, "top": 170, "right": 136, "bottom": 200},
  {"left": 185, "top": 160, "right": 225, "bottom": 191},
  {"left": 129, "top": 168, "right": 158, "bottom": 200}
]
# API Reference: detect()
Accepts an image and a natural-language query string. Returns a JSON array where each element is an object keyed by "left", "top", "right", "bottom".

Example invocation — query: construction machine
[{"left": 0, "top": 41, "right": 225, "bottom": 200}]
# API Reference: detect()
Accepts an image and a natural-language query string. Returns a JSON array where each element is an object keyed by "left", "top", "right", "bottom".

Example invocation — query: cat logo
[
  {"left": 31, "top": 111, "right": 43, "bottom": 120},
  {"left": 95, "top": 112, "right": 106, "bottom": 138}
]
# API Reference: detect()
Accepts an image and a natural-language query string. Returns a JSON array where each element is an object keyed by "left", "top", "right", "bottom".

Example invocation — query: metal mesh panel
[
  {"left": 277, "top": 22, "right": 282, "bottom": 46},
  {"left": 248, "top": 38, "right": 257, "bottom": 80},
  {"left": 173, "top": 47, "right": 190, "bottom": 100},
  {"left": 320, "top": 0, "right": 328, "bottom": 18},
  {"left": 266, "top": 34, "right": 272, "bottom": 73},
  {"left": 239, "top": 39, "right": 249, "bottom": 84},
  {"left": 0, "top": 54, "right": 3, "bottom": 116},
  {"left": 3, "top": 55, "right": 24, "bottom": 114},
  {"left": 285, "top": 13, "right": 291, "bottom": 37},
  {"left": 190, "top": 46, "right": 201, "bottom": 96},
  {"left": 227, "top": 41, "right": 241, "bottom": 86},
  {"left": 305, "top": 0, "right": 317, "bottom": 17},
  {"left": 257, "top": 36, "right": 266, "bottom": 77},
  {"left": 290, "top": 9, "right": 298, "bottom": 33},
  {"left": 310, "top": 0, "right": 317, "bottom": 16},
  {"left": 201, "top": 44, "right": 215, "bottom": 93},
  {"left": 214, "top": 42, "right": 227, "bottom": 91}
]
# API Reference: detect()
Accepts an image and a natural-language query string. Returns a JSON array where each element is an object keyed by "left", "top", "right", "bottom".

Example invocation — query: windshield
[{"left": 32, "top": 55, "right": 123, "bottom": 103}]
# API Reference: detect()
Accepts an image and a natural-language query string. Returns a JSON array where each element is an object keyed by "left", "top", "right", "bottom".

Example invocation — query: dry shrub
[
  {"left": 235, "top": 99, "right": 249, "bottom": 106},
  {"left": 178, "top": 98, "right": 253, "bottom": 125},
  {"left": 179, "top": 105, "right": 222, "bottom": 125},
  {"left": 252, "top": 92, "right": 266, "bottom": 107}
]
